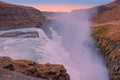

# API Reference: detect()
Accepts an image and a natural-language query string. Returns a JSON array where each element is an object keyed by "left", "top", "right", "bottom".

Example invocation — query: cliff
[
  {"left": 92, "top": 24, "right": 120, "bottom": 80},
  {"left": 92, "top": 1, "right": 120, "bottom": 80},
  {"left": 94, "top": 0, "right": 120, "bottom": 23},
  {"left": 0, "top": 1, "right": 46, "bottom": 30}
]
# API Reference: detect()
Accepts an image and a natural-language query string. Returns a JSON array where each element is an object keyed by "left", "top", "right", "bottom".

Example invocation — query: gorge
[{"left": 0, "top": 0, "right": 120, "bottom": 80}]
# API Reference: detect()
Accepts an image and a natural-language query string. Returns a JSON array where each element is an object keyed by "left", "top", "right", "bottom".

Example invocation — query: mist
[{"left": 48, "top": 9, "right": 109, "bottom": 80}]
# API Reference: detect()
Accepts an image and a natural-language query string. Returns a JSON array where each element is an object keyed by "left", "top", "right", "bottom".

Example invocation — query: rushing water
[{"left": 0, "top": 11, "right": 109, "bottom": 80}]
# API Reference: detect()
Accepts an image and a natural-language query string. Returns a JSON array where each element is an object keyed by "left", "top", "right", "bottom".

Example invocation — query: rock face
[
  {"left": 0, "top": 57, "right": 70, "bottom": 80},
  {"left": 92, "top": 24, "right": 120, "bottom": 80},
  {"left": 92, "top": 1, "right": 120, "bottom": 80},
  {"left": 0, "top": 69, "right": 46, "bottom": 80},
  {"left": 0, "top": 31, "right": 39, "bottom": 38},
  {"left": 94, "top": 0, "right": 120, "bottom": 23},
  {"left": 0, "top": 1, "right": 46, "bottom": 30}
]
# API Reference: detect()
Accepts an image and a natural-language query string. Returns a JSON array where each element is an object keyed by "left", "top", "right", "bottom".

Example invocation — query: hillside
[
  {"left": 94, "top": 0, "right": 120, "bottom": 23},
  {"left": 0, "top": 1, "right": 46, "bottom": 30},
  {"left": 92, "top": 0, "right": 120, "bottom": 80}
]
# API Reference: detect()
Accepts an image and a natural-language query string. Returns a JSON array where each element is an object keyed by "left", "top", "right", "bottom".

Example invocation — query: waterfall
[
  {"left": 47, "top": 11, "right": 109, "bottom": 80},
  {"left": 0, "top": 10, "right": 109, "bottom": 80}
]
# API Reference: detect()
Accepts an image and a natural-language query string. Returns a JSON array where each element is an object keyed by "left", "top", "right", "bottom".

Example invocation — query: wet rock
[{"left": 0, "top": 31, "right": 39, "bottom": 38}]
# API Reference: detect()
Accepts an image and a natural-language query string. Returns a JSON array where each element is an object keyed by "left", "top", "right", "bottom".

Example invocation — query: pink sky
[{"left": 29, "top": 4, "right": 95, "bottom": 12}]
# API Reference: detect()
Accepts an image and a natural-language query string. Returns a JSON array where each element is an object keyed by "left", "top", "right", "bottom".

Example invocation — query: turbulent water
[{"left": 0, "top": 11, "right": 109, "bottom": 80}]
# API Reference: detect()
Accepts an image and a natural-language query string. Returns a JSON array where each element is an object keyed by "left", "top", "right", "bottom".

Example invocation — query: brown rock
[
  {"left": 0, "top": 69, "right": 46, "bottom": 80},
  {"left": 0, "top": 57, "right": 12, "bottom": 68},
  {"left": 93, "top": 0, "right": 120, "bottom": 23},
  {"left": 0, "top": 1, "right": 46, "bottom": 30},
  {"left": 92, "top": 24, "right": 120, "bottom": 80},
  {"left": 92, "top": 1, "right": 120, "bottom": 79},
  {"left": 0, "top": 57, "right": 70, "bottom": 80}
]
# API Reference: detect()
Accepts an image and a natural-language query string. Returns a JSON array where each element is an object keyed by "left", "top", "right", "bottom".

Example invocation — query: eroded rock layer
[{"left": 0, "top": 1, "right": 46, "bottom": 30}]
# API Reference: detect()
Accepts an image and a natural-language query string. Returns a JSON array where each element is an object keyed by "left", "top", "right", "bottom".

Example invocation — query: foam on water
[{"left": 0, "top": 28, "right": 69, "bottom": 64}]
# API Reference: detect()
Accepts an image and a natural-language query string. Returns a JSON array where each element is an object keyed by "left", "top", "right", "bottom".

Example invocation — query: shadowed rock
[{"left": 0, "top": 69, "right": 46, "bottom": 80}]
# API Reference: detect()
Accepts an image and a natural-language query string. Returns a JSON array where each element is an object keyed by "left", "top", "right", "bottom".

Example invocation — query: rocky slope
[
  {"left": 0, "top": 57, "right": 70, "bottom": 80},
  {"left": 0, "top": 1, "right": 46, "bottom": 30},
  {"left": 94, "top": 0, "right": 120, "bottom": 23},
  {"left": 92, "top": 0, "right": 120, "bottom": 80}
]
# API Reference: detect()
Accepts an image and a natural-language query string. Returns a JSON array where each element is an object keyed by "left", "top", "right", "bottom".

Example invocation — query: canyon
[{"left": 0, "top": 0, "right": 120, "bottom": 80}]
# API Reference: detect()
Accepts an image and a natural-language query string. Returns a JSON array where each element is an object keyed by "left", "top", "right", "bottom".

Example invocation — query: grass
[{"left": 92, "top": 24, "right": 120, "bottom": 80}]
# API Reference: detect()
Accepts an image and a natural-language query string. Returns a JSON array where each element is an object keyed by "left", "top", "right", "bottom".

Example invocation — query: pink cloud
[{"left": 28, "top": 4, "right": 95, "bottom": 12}]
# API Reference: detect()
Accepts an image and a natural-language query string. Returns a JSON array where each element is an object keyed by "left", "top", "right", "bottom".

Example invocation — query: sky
[{"left": 1, "top": 0, "right": 112, "bottom": 12}]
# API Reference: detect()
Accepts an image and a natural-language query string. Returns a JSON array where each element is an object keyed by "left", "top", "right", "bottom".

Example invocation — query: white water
[{"left": 0, "top": 11, "right": 109, "bottom": 80}]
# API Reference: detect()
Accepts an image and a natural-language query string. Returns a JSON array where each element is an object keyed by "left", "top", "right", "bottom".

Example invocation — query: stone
[{"left": 0, "top": 57, "right": 70, "bottom": 80}]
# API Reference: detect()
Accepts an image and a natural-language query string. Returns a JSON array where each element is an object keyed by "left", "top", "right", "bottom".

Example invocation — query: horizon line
[{"left": 28, "top": 4, "right": 97, "bottom": 12}]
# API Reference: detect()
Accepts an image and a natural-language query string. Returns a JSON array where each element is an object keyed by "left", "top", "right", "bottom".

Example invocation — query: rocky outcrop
[
  {"left": 0, "top": 1, "right": 46, "bottom": 30},
  {"left": 0, "top": 31, "right": 39, "bottom": 38},
  {"left": 94, "top": 0, "right": 120, "bottom": 23},
  {"left": 0, "top": 57, "right": 70, "bottom": 80}
]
